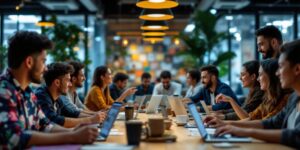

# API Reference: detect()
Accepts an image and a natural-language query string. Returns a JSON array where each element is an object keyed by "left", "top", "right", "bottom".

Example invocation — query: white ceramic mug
[{"left": 176, "top": 115, "right": 188, "bottom": 124}]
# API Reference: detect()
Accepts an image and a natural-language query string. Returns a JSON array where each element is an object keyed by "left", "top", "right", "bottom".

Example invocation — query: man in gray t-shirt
[{"left": 153, "top": 70, "right": 182, "bottom": 96}]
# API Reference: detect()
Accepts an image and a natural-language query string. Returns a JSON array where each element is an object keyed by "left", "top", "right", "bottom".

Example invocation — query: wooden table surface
[{"left": 100, "top": 113, "right": 293, "bottom": 150}]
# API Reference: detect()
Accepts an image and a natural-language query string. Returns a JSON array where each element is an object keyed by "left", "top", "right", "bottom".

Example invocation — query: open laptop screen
[
  {"left": 187, "top": 102, "right": 208, "bottom": 138},
  {"left": 99, "top": 102, "right": 122, "bottom": 138}
]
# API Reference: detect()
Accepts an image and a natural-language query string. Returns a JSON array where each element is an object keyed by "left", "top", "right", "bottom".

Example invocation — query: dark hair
[
  {"left": 200, "top": 65, "right": 219, "bottom": 78},
  {"left": 188, "top": 69, "right": 200, "bottom": 83},
  {"left": 68, "top": 61, "right": 85, "bottom": 78},
  {"left": 8, "top": 31, "right": 52, "bottom": 69},
  {"left": 141, "top": 72, "right": 151, "bottom": 80},
  {"left": 255, "top": 25, "right": 283, "bottom": 44},
  {"left": 243, "top": 60, "right": 260, "bottom": 86},
  {"left": 43, "top": 62, "right": 74, "bottom": 86},
  {"left": 260, "top": 59, "right": 285, "bottom": 112},
  {"left": 113, "top": 72, "right": 128, "bottom": 83},
  {"left": 280, "top": 39, "right": 300, "bottom": 66},
  {"left": 160, "top": 70, "right": 171, "bottom": 79},
  {"left": 92, "top": 66, "right": 108, "bottom": 87}
]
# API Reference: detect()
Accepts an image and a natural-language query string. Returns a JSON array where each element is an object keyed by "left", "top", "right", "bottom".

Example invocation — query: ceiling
[{"left": 0, "top": 0, "right": 300, "bottom": 37}]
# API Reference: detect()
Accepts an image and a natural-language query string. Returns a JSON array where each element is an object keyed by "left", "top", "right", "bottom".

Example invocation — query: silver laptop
[
  {"left": 146, "top": 95, "right": 163, "bottom": 114},
  {"left": 167, "top": 96, "right": 188, "bottom": 116},
  {"left": 200, "top": 100, "right": 210, "bottom": 115},
  {"left": 187, "top": 102, "right": 252, "bottom": 143},
  {"left": 133, "top": 95, "right": 147, "bottom": 119},
  {"left": 97, "top": 102, "right": 122, "bottom": 141}
]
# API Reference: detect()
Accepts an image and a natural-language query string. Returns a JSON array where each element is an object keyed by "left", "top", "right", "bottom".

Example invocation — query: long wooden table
[{"left": 101, "top": 113, "right": 294, "bottom": 150}]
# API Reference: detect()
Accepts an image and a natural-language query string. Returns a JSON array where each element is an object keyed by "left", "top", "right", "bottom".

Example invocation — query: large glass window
[
  {"left": 3, "top": 15, "right": 41, "bottom": 46},
  {"left": 260, "top": 15, "right": 294, "bottom": 42},
  {"left": 215, "top": 15, "right": 255, "bottom": 96}
]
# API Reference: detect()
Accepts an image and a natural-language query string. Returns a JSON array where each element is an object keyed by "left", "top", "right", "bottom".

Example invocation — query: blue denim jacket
[
  {"left": 189, "top": 80, "right": 240, "bottom": 111},
  {"left": 35, "top": 86, "right": 80, "bottom": 126}
]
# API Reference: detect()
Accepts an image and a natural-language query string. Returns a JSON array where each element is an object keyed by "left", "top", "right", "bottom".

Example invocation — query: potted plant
[
  {"left": 43, "top": 15, "right": 84, "bottom": 62},
  {"left": 179, "top": 10, "right": 235, "bottom": 76}
]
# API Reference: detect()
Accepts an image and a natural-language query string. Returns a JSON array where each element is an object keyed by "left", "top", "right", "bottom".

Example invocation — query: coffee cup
[
  {"left": 125, "top": 120, "right": 143, "bottom": 145},
  {"left": 175, "top": 115, "right": 188, "bottom": 125},
  {"left": 125, "top": 106, "right": 134, "bottom": 121},
  {"left": 164, "top": 119, "right": 172, "bottom": 130},
  {"left": 147, "top": 118, "right": 164, "bottom": 137}
]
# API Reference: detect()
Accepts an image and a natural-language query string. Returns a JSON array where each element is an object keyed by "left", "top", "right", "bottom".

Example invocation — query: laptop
[
  {"left": 160, "top": 95, "right": 171, "bottom": 108},
  {"left": 97, "top": 102, "right": 122, "bottom": 141},
  {"left": 146, "top": 95, "right": 163, "bottom": 114},
  {"left": 187, "top": 102, "right": 252, "bottom": 143},
  {"left": 200, "top": 100, "right": 210, "bottom": 115},
  {"left": 168, "top": 96, "right": 188, "bottom": 116},
  {"left": 133, "top": 95, "right": 147, "bottom": 119}
]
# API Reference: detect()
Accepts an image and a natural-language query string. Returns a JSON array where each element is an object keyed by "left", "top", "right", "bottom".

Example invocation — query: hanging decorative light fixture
[
  {"left": 141, "top": 20, "right": 169, "bottom": 30},
  {"left": 143, "top": 36, "right": 164, "bottom": 41},
  {"left": 36, "top": 19, "right": 55, "bottom": 27},
  {"left": 142, "top": 30, "right": 166, "bottom": 36},
  {"left": 136, "top": 0, "right": 178, "bottom": 9},
  {"left": 139, "top": 9, "right": 174, "bottom": 21}
]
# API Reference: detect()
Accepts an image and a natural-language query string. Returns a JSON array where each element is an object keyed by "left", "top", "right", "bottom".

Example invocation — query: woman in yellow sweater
[{"left": 85, "top": 66, "right": 136, "bottom": 111}]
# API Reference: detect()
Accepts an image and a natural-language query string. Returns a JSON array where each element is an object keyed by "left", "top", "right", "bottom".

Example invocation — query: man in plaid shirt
[{"left": 0, "top": 31, "right": 99, "bottom": 149}]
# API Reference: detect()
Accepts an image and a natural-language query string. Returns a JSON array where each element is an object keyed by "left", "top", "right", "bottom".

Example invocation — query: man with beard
[
  {"left": 35, "top": 62, "right": 106, "bottom": 128},
  {"left": 153, "top": 70, "right": 182, "bottom": 96},
  {"left": 62, "top": 61, "right": 98, "bottom": 116},
  {"left": 109, "top": 72, "right": 129, "bottom": 100},
  {"left": 256, "top": 25, "right": 283, "bottom": 59},
  {"left": 134, "top": 72, "right": 154, "bottom": 97},
  {"left": 183, "top": 65, "right": 239, "bottom": 111},
  {"left": 0, "top": 31, "right": 99, "bottom": 149},
  {"left": 203, "top": 39, "right": 300, "bottom": 149}
]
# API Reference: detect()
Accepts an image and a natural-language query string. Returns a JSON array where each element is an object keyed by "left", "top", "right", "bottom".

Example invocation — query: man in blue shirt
[
  {"left": 110, "top": 72, "right": 129, "bottom": 100},
  {"left": 35, "top": 62, "right": 105, "bottom": 128},
  {"left": 134, "top": 72, "right": 154, "bottom": 98},
  {"left": 184, "top": 65, "right": 240, "bottom": 111}
]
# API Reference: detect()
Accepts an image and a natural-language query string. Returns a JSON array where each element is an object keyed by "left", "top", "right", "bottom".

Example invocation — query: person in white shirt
[
  {"left": 153, "top": 70, "right": 182, "bottom": 96},
  {"left": 185, "top": 69, "right": 202, "bottom": 97}
]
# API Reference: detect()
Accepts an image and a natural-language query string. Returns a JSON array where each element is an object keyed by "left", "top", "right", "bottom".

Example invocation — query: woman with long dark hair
[
  {"left": 216, "top": 59, "right": 291, "bottom": 120},
  {"left": 215, "top": 60, "right": 264, "bottom": 120},
  {"left": 84, "top": 66, "right": 136, "bottom": 111},
  {"left": 203, "top": 39, "right": 300, "bottom": 148}
]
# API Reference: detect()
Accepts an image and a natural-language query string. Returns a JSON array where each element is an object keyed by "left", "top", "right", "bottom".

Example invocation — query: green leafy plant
[
  {"left": 106, "top": 40, "right": 128, "bottom": 58},
  {"left": 0, "top": 45, "right": 7, "bottom": 73},
  {"left": 43, "top": 15, "right": 85, "bottom": 63},
  {"left": 179, "top": 10, "right": 236, "bottom": 76}
]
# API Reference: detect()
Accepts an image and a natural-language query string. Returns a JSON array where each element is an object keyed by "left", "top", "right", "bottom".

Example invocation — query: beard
[
  {"left": 203, "top": 80, "right": 213, "bottom": 89},
  {"left": 59, "top": 85, "right": 68, "bottom": 95},
  {"left": 75, "top": 81, "right": 83, "bottom": 88},
  {"left": 263, "top": 43, "right": 275, "bottom": 59},
  {"left": 29, "top": 63, "right": 42, "bottom": 84}
]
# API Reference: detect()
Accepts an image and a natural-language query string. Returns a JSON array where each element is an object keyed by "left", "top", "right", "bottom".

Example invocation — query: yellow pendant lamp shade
[
  {"left": 142, "top": 30, "right": 166, "bottom": 36},
  {"left": 139, "top": 9, "right": 174, "bottom": 21},
  {"left": 136, "top": 0, "right": 179, "bottom": 9},
  {"left": 143, "top": 37, "right": 164, "bottom": 43},
  {"left": 141, "top": 20, "right": 169, "bottom": 30},
  {"left": 143, "top": 36, "right": 164, "bottom": 41},
  {"left": 36, "top": 20, "right": 55, "bottom": 27}
]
